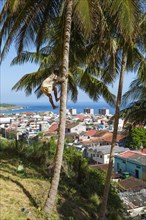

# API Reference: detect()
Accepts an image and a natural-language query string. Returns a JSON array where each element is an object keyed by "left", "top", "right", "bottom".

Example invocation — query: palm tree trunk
[
  {"left": 98, "top": 49, "right": 127, "bottom": 220},
  {"left": 44, "top": 0, "right": 73, "bottom": 213}
]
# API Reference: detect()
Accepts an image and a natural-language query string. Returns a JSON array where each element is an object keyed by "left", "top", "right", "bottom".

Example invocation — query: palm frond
[
  {"left": 11, "top": 51, "right": 48, "bottom": 65},
  {"left": 0, "top": 0, "right": 61, "bottom": 59},
  {"left": 122, "top": 79, "right": 146, "bottom": 105},
  {"left": 76, "top": 67, "right": 116, "bottom": 106},
  {"left": 109, "top": 0, "right": 141, "bottom": 41},
  {"left": 120, "top": 100, "right": 146, "bottom": 126},
  {"left": 12, "top": 68, "right": 52, "bottom": 96}
]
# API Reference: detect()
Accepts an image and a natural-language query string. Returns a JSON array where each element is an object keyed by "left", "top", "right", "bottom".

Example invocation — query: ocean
[{"left": 0, "top": 102, "right": 115, "bottom": 115}]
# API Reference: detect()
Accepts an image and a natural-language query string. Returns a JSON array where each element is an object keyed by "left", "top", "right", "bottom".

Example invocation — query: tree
[
  {"left": 98, "top": 1, "right": 144, "bottom": 219},
  {"left": 10, "top": 51, "right": 115, "bottom": 106},
  {"left": 128, "top": 128, "right": 146, "bottom": 149},
  {"left": 0, "top": 0, "right": 98, "bottom": 212}
]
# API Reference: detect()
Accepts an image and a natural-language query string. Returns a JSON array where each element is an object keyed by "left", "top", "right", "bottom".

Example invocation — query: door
[{"left": 135, "top": 169, "right": 139, "bottom": 178}]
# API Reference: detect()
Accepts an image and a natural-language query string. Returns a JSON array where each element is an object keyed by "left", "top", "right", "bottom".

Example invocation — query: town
[{"left": 0, "top": 108, "right": 146, "bottom": 219}]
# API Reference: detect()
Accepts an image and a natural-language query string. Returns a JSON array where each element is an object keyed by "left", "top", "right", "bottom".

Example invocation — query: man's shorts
[{"left": 41, "top": 85, "right": 53, "bottom": 94}]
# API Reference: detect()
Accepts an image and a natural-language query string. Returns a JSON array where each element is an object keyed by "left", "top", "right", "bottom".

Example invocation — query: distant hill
[{"left": 0, "top": 103, "right": 24, "bottom": 111}]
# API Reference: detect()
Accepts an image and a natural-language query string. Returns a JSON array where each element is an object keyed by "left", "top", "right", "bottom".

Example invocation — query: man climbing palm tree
[{"left": 41, "top": 70, "right": 65, "bottom": 109}]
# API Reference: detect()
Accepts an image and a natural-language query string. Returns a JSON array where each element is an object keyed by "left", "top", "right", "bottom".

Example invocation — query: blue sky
[{"left": 1, "top": 46, "right": 136, "bottom": 105}]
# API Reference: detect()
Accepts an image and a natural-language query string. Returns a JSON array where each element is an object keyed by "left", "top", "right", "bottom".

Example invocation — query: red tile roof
[
  {"left": 85, "top": 130, "right": 97, "bottom": 137},
  {"left": 119, "top": 150, "right": 145, "bottom": 158},
  {"left": 75, "top": 115, "right": 91, "bottom": 121},
  {"left": 22, "top": 112, "right": 35, "bottom": 115},
  {"left": 48, "top": 123, "right": 58, "bottom": 132},
  {"left": 141, "top": 149, "right": 146, "bottom": 154}
]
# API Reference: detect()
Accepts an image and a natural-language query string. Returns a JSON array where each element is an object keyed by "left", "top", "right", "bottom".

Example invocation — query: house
[
  {"left": 119, "top": 190, "right": 146, "bottom": 218},
  {"left": 84, "top": 130, "right": 97, "bottom": 139},
  {"left": 109, "top": 118, "right": 124, "bottom": 131},
  {"left": 65, "top": 123, "right": 86, "bottom": 134},
  {"left": 118, "top": 176, "right": 146, "bottom": 192},
  {"left": 85, "top": 145, "right": 129, "bottom": 164},
  {"left": 81, "top": 130, "right": 125, "bottom": 146},
  {"left": 114, "top": 151, "right": 146, "bottom": 181},
  {"left": 48, "top": 123, "right": 58, "bottom": 132},
  {"left": 117, "top": 177, "right": 146, "bottom": 218}
]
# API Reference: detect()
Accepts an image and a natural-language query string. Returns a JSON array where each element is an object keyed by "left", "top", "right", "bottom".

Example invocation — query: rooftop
[
  {"left": 85, "top": 130, "right": 97, "bottom": 137},
  {"left": 48, "top": 123, "right": 58, "bottom": 132},
  {"left": 118, "top": 150, "right": 146, "bottom": 166},
  {"left": 119, "top": 177, "right": 146, "bottom": 192},
  {"left": 87, "top": 145, "right": 129, "bottom": 155}
]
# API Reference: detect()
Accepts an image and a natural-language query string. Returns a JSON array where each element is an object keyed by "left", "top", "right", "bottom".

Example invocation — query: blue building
[{"left": 114, "top": 151, "right": 146, "bottom": 181}]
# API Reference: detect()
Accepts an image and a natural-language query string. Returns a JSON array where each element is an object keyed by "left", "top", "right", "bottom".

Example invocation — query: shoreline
[{"left": 0, "top": 105, "right": 26, "bottom": 111}]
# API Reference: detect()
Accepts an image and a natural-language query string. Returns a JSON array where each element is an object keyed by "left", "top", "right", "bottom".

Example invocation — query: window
[{"left": 100, "top": 155, "right": 102, "bottom": 158}]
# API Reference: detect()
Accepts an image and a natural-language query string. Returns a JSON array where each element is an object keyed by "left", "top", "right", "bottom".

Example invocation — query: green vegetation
[
  {"left": 0, "top": 103, "right": 24, "bottom": 110},
  {"left": 128, "top": 128, "right": 146, "bottom": 149},
  {"left": 0, "top": 138, "right": 127, "bottom": 220}
]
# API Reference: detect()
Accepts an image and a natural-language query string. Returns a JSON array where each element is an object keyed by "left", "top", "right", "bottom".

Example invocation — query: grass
[
  {"left": 0, "top": 153, "right": 59, "bottom": 220},
  {"left": 0, "top": 152, "right": 101, "bottom": 220},
  {"left": 0, "top": 152, "right": 99, "bottom": 220}
]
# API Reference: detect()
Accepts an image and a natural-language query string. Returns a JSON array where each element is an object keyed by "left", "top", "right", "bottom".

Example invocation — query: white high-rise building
[
  {"left": 99, "top": 108, "right": 109, "bottom": 115},
  {"left": 69, "top": 108, "right": 77, "bottom": 115},
  {"left": 84, "top": 108, "right": 94, "bottom": 114}
]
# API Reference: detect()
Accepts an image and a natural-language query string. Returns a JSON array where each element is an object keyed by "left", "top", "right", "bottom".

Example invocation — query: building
[
  {"left": 86, "top": 145, "right": 129, "bottom": 164},
  {"left": 119, "top": 190, "right": 146, "bottom": 218},
  {"left": 98, "top": 108, "right": 109, "bottom": 115},
  {"left": 84, "top": 108, "right": 94, "bottom": 115},
  {"left": 69, "top": 108, "right": 77, "bottom": 115},
  {"left": 109, "top": 118, "right": 124, "bottom": 132},
  {"left": 114, "top": 151, "right": 146, "bottom": 181},
  {"left": 65, "top": 123, "right": 86, "bottom": 134}
]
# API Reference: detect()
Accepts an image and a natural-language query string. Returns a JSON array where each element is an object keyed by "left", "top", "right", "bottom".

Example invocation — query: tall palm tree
[
  {"left": 98, "top": 3, "right": 144, "bottom": 219},
  {"left": 1, "top": 0, "right": 101, "bottom": 212}
]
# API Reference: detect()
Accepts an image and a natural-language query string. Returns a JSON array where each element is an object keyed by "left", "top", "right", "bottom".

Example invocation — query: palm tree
[
  {"left": 98, "top": 3, "right": 144, "bottom": 219},
  {"left": 1, "top": 0, "right": 105, "bottom": 212},
  {"left": 1, "top": 0, "right": 144, "bottom": 215},
  {"left": 1, "top": 0, "right": 98, "bottom": 212}
]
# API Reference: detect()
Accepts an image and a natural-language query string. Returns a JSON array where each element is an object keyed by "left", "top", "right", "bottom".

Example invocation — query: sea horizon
[{"left": 0, "top": 101, "right": 115, "bottom": 115}]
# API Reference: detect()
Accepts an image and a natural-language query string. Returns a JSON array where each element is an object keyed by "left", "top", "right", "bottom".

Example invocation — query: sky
[
  {"left": 0, "top": 0, "right": 143, "bottom": 106},
  {"left": 0, "top": 46, "right": 136, "bottom": 105}
]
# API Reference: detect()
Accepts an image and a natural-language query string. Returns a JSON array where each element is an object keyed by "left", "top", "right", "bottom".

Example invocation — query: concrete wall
[
  {"left": 114, "top": 157, "right": 127, "bottom": 173},
  {"left": 70, "top": 125, "right": 86, "bottom": 134},
  {"left": 114, "top": 156, "right": 144, "bottom": 180},
  {"left": 142, "top": 166, "right": 146, "bottom": 181}
]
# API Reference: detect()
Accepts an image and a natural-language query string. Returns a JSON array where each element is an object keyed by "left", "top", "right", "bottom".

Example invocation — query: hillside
[
  {"left": 0, "top": 103, "right": 24, "bottom": 111},
  {"left": 0, "top": 152, "right": 101, "bottom": 220},
  {"left": 0, "top": 139, "right": 126, "bottom": 220}
]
